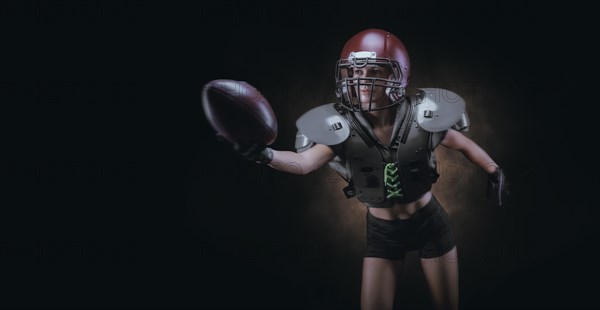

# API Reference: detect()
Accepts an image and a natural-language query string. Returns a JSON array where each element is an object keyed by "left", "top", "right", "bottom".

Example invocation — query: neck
[{"left": 363, "top": 105, "right": 397, "bottom": 128}]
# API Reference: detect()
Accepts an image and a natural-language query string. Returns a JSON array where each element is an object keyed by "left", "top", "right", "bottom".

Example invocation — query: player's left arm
[
  {"left": 440, "top": 129, "right": 497, "bottom": 173},
  {"left": 440, "top": 129, "right": 509, "bottom": 206}
]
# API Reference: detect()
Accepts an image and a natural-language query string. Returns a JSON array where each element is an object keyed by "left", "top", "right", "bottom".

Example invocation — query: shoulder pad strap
[
  {"left": 416, "top": 88, "right": 466, "bottom": 132},
  {"left": 296, "top": 103, "right": 350, "bottom": 146}
]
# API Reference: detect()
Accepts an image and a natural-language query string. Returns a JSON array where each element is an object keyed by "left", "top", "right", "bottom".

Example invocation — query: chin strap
[{"left": 386, "top": 86, "right": 405, "bottom": 103}]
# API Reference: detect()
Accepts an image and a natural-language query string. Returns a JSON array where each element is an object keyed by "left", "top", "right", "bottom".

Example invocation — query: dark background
[{"left": 1, "top": 0, "right": 598, "bottom": 308}]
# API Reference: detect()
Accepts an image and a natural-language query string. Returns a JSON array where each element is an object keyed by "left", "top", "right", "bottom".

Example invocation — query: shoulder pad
[
  {"left": 416, "top": 88, "right": 466, "bottom": 132},
  {"left": 296, "top": 103, "right": 350, "bottom": 146}
]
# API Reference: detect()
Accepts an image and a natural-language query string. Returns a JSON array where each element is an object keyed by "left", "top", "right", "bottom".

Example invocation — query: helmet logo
[{"left": 348, "top": 51, "right": 377, "bottom": 60}]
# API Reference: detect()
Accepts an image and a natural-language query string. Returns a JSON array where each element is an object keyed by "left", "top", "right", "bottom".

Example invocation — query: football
[{"left": 202, "top": 79, "right": 277, "bottom": 146}]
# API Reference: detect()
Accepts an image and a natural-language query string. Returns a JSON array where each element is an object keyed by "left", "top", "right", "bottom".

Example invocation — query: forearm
[
  {"left": 266, "top": 144, "right": 335, "bottom": 175},
  {"left": 442, "top": 129, "right": 499, "bottom": 174},
  {"left": 441, "top": 129, "right": 507, "bottom": 205},
  {"left": 268, "top": 150, "right": 314, "bottom": 175},
  {"left": 459, "top": 139, "right": 498, "bottom": 174}
]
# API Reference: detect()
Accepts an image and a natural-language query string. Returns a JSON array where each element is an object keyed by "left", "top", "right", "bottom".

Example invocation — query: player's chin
[
  {"left": 359, "top": 94, "right": 373, "bottom": 104},
  {"left": 359, "top": 96, "right": 381, "bottom": 108},
  {"left": 359, "top": 102, "right": 374, "bottom": 111}
]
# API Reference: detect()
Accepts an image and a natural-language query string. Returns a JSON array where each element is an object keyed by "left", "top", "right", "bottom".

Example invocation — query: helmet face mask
[
  {"left": 335, "top": 29, "right": 410, "bottom": 112},
  {"left": 336, "top": 56, "right": 404, "bottom": 112}
]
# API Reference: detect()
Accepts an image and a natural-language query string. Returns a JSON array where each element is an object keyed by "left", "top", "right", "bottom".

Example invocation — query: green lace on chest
[{"left": 384, "top": 162, "right": 404, "bottom": 199}]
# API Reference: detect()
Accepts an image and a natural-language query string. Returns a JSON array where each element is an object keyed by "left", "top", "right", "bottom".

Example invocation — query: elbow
[
  {"left": 459, "top": 147, "right": 476, "bottom": 161},
  {"left": 299, "top": 169, "right": 310, "bottom": 176},
  {"left": 297, "top": 154, "right": 318, "bottom": 175},
  {"left": 298, "top": 163, "right": 315, "bottom": 175},
  {"left": 282, "top": 160, "right": 313, "bottom": 175}
]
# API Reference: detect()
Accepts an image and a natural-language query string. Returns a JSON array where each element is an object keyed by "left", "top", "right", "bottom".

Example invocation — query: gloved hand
[
  {"left": 487, "top": 167, "right": 509, "bottom": 206},
  {"left": 216, "top": 134, "right": 273, "bottom": 164},
  {"left": 233, "top": 142, "right": 273, "bottom": 164}
]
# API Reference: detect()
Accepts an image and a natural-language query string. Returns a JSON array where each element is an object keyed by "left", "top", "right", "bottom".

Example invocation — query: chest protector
[
  {"left": 295, "top": 89, "right": 467, "bottom": 208},
  {"left": 342, "top": 97, "right": 441, "bottom": 207}
]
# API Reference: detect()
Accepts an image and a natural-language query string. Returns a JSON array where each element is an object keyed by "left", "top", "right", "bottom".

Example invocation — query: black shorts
[{"left": 365, "top": 195, "right": 456, "bottom": 260}]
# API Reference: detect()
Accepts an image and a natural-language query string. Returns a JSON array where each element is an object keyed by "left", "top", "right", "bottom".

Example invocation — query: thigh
[
  {"left": 365, "top": 211, "right": 416, "bottom": 260},
  {"left": 418, "top": 197, "right": 456, "bottom": 259},
  {"left": 420, "top": 246, "right": 459, "bottom": 310},
  {"left": 361, "top": 257, "right": 404, "bottom": 310}
]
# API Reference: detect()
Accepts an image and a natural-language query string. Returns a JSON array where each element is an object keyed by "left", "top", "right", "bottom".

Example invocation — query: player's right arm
[
  {"left": 268, "top": 144, "right": 335, "bottom": 175},
  {"left": 261, "top": 103, "right": 345, "bottom": 175}
]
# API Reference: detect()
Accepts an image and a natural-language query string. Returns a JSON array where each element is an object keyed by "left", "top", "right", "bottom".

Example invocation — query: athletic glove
[
  {"left": 215, "top": 134, "right": 273, "bottom": 164},
  {"left": 233, "top": 143, "right": 273, "bottom": 165},
  {"left": 487, "top": 167, "right": 509, "bottom": 206}
]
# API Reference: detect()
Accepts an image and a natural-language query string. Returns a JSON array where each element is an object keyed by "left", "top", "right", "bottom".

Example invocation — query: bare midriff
[{"left": 368, "top": 191, "right": 432, "bottom": 220}]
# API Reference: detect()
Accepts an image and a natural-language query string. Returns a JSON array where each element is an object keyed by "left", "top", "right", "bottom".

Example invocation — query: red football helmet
[{"left": 335, "top": 28, "right": 410, "bottom": 111}]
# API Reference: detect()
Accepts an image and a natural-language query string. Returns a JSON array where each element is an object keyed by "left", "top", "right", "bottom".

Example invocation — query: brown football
[{"left": 202, "top": 79, "right": 277, "bottom": 146}]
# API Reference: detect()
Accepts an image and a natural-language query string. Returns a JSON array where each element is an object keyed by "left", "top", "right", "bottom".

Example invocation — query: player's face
[{"left": 352, "top": 65, "right": 393, "bottom": 109}]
